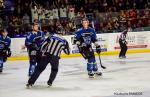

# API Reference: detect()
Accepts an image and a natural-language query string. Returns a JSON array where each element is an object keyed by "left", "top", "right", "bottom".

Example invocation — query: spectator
[
  {"left": 111, "top": 7, "right": 119, "bottom": 18},
  {"left": 68, "top": 21, "right": 76, "bottom": 32},
  {"left": 148, "top": 19, "right": 150, "bottom": 26},
  {"left": 129, "top": 9, "right": 137, "bottom": 19},
  {"left": 7, "top": 22, "right": 15, "bottom": 38},
  {"left": 22, "top": 13, "right": 30, "bottom": 25},
  {"left": 136, "top": 0, "right": 148, "bottom": 9},
  {"left": 59, "top": 5, "right": 67, "bottom": 21},
  {"left": 14, "top": 0, "right": 21, "bottom": 17},
  {"left": 39, "top": 9, "right": 46, "bottom": 22},
  {"left": 22, "top": 13, "right": 30, "bottom": 32},
  {"left": 114, "top": 0, "right": 121, "bottom": 11},
  {"left": 144, "top": 9, "right": 150, "bottom": 18},
  {"left": 0, "top": 17, "right": 2, "bottom": 29},
  {"left": 99, "top": 22, "right": 106, "bottom": 33},
  {"left": 137, "top": 19, "right": 144, "bottom": 28},
  {"left": 105, "top": 9, "right": 113, "bottom": 23},
  {"left": 127, "top": 21, "right": 134, "bottom": 31},
  {"left": 106, "top": 22, "right": 114, "bottom": 32},
  {"left": 3, "top": 16, "right": 9, "bottom": 29},
  {"left": 77, "top": 7, "right": 86, "bottom": 18},
  {"left": 30, "top": 1, "right": 38, "bottom": 23},
  {"left": 102, "top": 0, "right": 108, "bottom": 12},
  {"left": 113, "top": 19, "right": 120, "bottom": 31},
  {"left": 0, "top": 0, "right": 149, "bottom": 37},
  {"left": 37, "top": 5, "right": 43, "bottom": 16},
  {"left": 31, "top": 6, "right": 38, "bottom": 23},
  {"left": 119, "top": 23, "right": 127, "bottom": 31},
  {"left": 0, "top": 0, "right": 4, "bottom": 9},
  {"left": 128, "top": 9, "right": 137, "bottom": 28},
  {"left": 119, "top": 0, "right": 126, "bottom": 10},
  {"left": 106, "top": 0, "right": 113, "bottom": 7},
  {"left": 68, "top": 5, "right": 75, "bottom": 21},
  {"left": 47, "top": 7, "right": 54, "bottom": 20},
  {"left": 53, "top": 6, "right": 59, "bottom": 21},
  {"left": 21, "top": 2, "right": 31, "bottom": 18},
  {"left": 98, "top": 13, "right": 105, "bottom": 23},
  {"left": 119, "top": 10, "right": 127, "bottom": 23}
]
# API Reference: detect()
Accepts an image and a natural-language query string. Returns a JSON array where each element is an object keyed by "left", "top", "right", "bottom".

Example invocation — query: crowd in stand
[{"left": 0, "top": 0, "right": 150, "bottom": 37}]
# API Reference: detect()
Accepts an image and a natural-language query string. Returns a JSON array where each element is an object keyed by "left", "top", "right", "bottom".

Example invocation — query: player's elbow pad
[{"left": 94, "top": 41, "right": 99, "bottom": 47}]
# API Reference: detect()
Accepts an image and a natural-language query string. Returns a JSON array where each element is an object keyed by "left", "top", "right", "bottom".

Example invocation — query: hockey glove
[
  {"left": 7, "top": 49, "right": 11, "bottom": 57},
  {"left": 96, "top": 45, "right": 101, "bottom": 54},
  {"left": 0, "top": 41, "right": 6, "bottom": 45},
  {"left": 76, "top": 41, "right": 81, "bottom": 45},
  {"left": 29, "top": 43, "right": 39, "bottom": 50}
]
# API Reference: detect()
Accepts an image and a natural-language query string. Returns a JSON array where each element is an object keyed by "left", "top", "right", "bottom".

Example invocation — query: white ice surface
[{"left": 0, "top": 53, "right": 150, "bottom": 97}]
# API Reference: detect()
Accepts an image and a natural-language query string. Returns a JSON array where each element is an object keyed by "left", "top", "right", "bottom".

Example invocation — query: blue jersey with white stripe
[
  {"left": 0, "top": 35, "right": 11, "bottom": 48},
  {"left": 75, "top": 27, "right": 97, "bottom": 45},
  {"left": 25, "top": 31, "right": 45, "bottom": 48}
]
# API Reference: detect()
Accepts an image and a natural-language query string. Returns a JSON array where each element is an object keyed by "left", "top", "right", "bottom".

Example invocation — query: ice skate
[
  {"left": 88, "top": 72, "right": 94, "bottom": 78},
  {"left": 94, "top": 71, "right": 102, "bottom": 76},
  {"left": 47, "top": 82, "right": 52, "bottom": 87},
  {"left": 0, "top": 68, "right": 3, "bottom": 73},
  {"left": 26, "top": 83, "right": 33, "bottom": 89}
]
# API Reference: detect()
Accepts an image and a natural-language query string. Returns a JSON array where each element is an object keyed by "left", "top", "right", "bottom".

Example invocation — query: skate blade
[
  {"left": 26, "top": 86, "right": 31, "bottom": 89},
  {"left": 26, "top": 84, "right": 32, "bottom": 89},
  {"left": 47, "top": 85, "right": 52, "bottom": 88},
  {"left": 95, "top": 73, "right": 103, "bottom": 77},
  {"left": 89, "top": 76, "right": 94, "bottom": 78}
]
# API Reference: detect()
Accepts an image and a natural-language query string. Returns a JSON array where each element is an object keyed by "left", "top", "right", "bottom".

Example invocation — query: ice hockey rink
[{"left": 0, "top": 53, "right": 150, "bottom": 97}]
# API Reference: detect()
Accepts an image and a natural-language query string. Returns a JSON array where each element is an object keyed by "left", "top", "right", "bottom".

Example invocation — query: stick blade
[{"left": 101, "top": 65, "right": 106, "bottom": 69}]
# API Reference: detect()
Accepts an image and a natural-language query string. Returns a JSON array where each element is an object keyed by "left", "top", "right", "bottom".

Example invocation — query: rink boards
[{"left": 9, "top": 31, "right": 150, "bottom": 60}]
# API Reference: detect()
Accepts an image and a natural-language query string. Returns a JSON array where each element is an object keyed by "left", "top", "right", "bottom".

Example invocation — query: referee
[
  {"left": 26, "top": 30, "right": 70, "bottom": 87},
  {"left": 119, "top": 30, "right": 128, "bottom": 59}
]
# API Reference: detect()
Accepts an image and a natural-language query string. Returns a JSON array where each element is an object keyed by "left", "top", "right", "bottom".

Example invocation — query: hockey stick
[{"left": 98, "top": 53, "right": 106, "bottom": 69}]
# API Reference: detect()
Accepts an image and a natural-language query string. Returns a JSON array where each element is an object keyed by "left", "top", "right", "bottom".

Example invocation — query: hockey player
[
  {"left": 25, "top": 23, "right": 45, "bottom": 77},
  {"left": 0, "top": 29, "right": 11, "bottom": 73},
  {"left": 74, "top": 18, "right": 102, "bottom": 78},
  {"left": 26, "top": 29, "right": 70, "bottom": 87},
  {"left": 119, "top": 30, "right": 128, "bottom": 59}
]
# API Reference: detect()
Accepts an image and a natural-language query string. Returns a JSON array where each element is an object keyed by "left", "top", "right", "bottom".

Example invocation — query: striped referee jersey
[
  {"left": 40, "top": 34, "right": 70, "bottom": 57},
  {"left": 119, "top": 30, "right": 127, "bottom": 43}
]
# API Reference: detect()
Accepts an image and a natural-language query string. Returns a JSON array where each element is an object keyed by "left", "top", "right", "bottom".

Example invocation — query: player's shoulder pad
[
  {"left": 89, "top": 27, "right": 96, "bottom": 34},
  {"left": 88, "top": 27, "right": 95, "bottom": 32},
  {"left": 26, "top": 32, "right": 32, "bottom": 39},
  {"left": 27, "top": 32, "right": 32, "bottom": 35},
  {"left": 38, "top": 30, "right": 44, "bottom": 33},
  {"left": 75, "top": 28, "right": 83, "bottom": 36},
  {"left": 38, "top": 31, "right": 45, "bottom": 36},
  {"left": 6, "top": 36, "right": 11, "bottom": 40},
  {"left": 76, "top": 28, "right": 83, "bottom": 32}
]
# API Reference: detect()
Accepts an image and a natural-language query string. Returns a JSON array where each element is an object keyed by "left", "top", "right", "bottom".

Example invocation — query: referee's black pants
[
  {"left": 28, "top": 55, "right": 59, "bottom": 85},
  {"left": 119, "top": 40, "right": 128, "bottom": 57}
]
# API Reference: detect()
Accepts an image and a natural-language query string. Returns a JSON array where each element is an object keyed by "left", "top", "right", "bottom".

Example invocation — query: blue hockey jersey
[
  {"left": 75, "top": 27, "right": 97, "bottom": 45},
  {"left": 0, "top": 35, "right": 11, "bottom": 48},
  {"left": 25, "top": 31, "right": 45, "bottom": 49}
]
